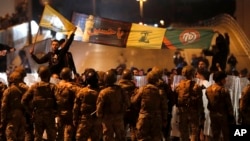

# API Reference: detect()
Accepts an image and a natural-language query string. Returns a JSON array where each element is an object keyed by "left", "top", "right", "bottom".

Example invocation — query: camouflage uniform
[
  {"left": 14, "top": 66, "right": 34, "bottom": 141},
  {"left": 131, "top": 71, "right": 168, "bottom": 141},
  {"left": 175, "top": 79, "right": 204, "bottom": 141},
  {"left": 0, "top": 81, "right": 7, "bottom": 140},
  {"left": 19, "top": 82, "right": 32, "bottom": 141},
  {"left": 55, "top": 80, "right": 79, "bottom": 141},
  {"left": 73, "top": 68, "right": 102, "bottom": 141},
  {"left": 22, "top": 80, "right": 57, "bottom": 141},
  {"left": 1, "top": 72, "right": 28, "bottom": 141},
  {"left": 73, "top": 85, "right": 102, "bottom": 141},
  {"left": 117, "top": 72, "right": 138, "bottom": 141},
  {"left": 174, "top": 66, "right": 204, "bottom": 141},
  {"left": 206, "top": 71, "right": 235, "bottom": 141},
  {"left": 96, "top": 69, "right": 130, "bottom": 141},
  {"left": 151, "top": 67, "right": 172, "bottom": 140},
  {"left": 240, "top": 84, "right": 250, "bottom": 125}
]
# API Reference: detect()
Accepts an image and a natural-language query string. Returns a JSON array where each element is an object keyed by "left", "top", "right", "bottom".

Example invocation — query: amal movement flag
[
  {"left": 39, "top": 4, "right": 76, "bottom": 35},
  {"left": 163, "top": 28, "right": 215, "bottom": 50}
]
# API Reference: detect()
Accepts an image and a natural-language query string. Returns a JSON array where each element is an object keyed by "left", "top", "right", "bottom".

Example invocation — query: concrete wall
[
  {"left": 68, "top": 41, "right": 177, "bottom": 73},
  {"left": 235, "top": 0, "right": 250, "bottom": 40}
]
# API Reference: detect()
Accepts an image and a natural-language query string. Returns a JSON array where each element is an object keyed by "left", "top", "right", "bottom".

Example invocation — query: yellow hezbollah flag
[
  {"left": 39, "top": 4, "right": 76, "bottom": 35},
  {"left": 126, "top": 23, "right": 166, "bottom": 49}
]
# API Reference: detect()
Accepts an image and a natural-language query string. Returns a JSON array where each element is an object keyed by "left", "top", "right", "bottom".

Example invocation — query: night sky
[{"left": 32, "top": 0, "right": 236, "bottom": 26}]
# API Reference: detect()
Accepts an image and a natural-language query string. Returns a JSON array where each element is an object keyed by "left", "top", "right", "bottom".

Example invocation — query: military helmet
[
  {"left": 60, "top": 67, "right": 72, "bottom": 80},
  {"left": 14, "top": 66, "right": 26, "bottom": 79},
  {"left": 121, "top": 69, "right": 133, "bottom": 80},
  {"left": 37, "top": 66, "right": 51, "bottom": 78},
  {"left": 85, "top": 68, "right": 98, "bottom": 85},
  {"left": 182, "top": 65, "right": 195, "bottom": 77},
  {"left": 146, "top": 71, "right": 159, "bottom": 84},
  {"left": 213, "top": 71, "right": 227, "bottom": 82},
  {"left": 104, "top": 69, "right": 117, "bottom": 85},
  {"left": 8, "top": 71, "right": 22, "bottom": 83}
]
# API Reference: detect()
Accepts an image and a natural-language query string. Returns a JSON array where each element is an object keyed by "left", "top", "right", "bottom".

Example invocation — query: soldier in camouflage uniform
[
  {"left": 0, "top": 80, "right": 7, "bottom": 140},
  {"left": 151, "top": 66, "right": 174, "bottom": 141},
  {"left": 55, "top": 67, "right": 80, "bottom": 141},
  {"left": 131, "top": 70, "right": 168, "bottom": 141},
  {"left": 96, "top": 69, "right": 130, "bottom": 141},
  {"left": 73, "top": 68, "right": 102, "bottom": 141},
  {"left": 117, "top": 69, "right": 138, "bottom": 141},
  {"left": 22, "top": 66, "right": 58, "bottom": 141},
  {"left": 174, "top": 65, "right": 204, "bottom": 141},
  {"left": 206, "top": 71, "right": 235, "bottom": 141},
  {"left": 239, "top": 83, "right": 250, "bottom": 125},
  {"left": 14, "top": 66, "right": 34, "bottom": 141},
  {"left": 1, "top": 71, "right": 27, "bottom": 141}
]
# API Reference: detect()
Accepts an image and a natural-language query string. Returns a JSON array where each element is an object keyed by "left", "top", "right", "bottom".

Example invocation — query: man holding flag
[{"left": 30, "top": 4, "right": 77, "bottom": 76}]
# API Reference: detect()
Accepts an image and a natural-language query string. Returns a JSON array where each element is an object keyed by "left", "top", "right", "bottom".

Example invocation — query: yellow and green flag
[
  {"left": 126, "top": 23, "right": 166, "bottom": 49},
  {"left": 39, "top": 4, "right": 76, "bottom": 35}
]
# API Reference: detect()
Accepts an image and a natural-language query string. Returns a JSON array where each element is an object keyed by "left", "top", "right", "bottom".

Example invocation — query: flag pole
[
  {"left": 30, "top": 4, "right": 47, "bottom": 54},
  {"left": 32, "top": 27, "right": 41, "bottom": 47}
]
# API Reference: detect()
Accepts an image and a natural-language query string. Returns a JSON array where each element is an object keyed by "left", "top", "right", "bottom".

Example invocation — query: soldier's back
[
  {"left": 99, "top": 85, "right": 124, "bottom": 114},
  {"left": 32, "top": 81, "right": 57, "bottom": 110},
  {"left": 77, "top": 86, "right": 99, "bottom": 114}
]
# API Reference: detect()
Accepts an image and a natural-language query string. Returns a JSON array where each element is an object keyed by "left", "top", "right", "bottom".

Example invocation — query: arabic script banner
[
  {"left": 71, "top": 12, "right": 215, "bottom": 49},
  {"left": 72, "top": 13, "right": 131, "bottom": 47}
]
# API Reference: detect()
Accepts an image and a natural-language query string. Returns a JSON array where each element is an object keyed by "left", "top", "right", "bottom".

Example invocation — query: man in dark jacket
[
  {"left": 58, "top": 39, "right": 77, "bottom": 75},
  {"left": 30, "top": 28, "right": 76, "bottom": 76}
]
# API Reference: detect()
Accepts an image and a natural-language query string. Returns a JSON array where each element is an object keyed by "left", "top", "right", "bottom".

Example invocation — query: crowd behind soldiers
[
  {"left": 1, "top": 61, "right": 250, "bottom": 141},
  {"left": 1, "top": 30, "right": 250, "bottom": 141}
]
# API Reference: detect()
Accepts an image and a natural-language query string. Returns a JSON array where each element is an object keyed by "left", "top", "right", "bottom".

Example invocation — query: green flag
[{"left": 163, "top": 28, "right": 215, "bottom": 49}]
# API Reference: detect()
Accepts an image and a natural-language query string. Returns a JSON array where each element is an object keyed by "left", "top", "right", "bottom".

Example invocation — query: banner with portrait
[{"left": 71, "top": 13, "right": 131, "bottom": 47}]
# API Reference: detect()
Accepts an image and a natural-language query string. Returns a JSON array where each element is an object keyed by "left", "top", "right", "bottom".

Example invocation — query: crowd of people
[
  {"left": 1, "top": 61, "right": 250, "bottom": 141},
  {"left": 1, "top": 27, "right": 250, "bottom": 141}
]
